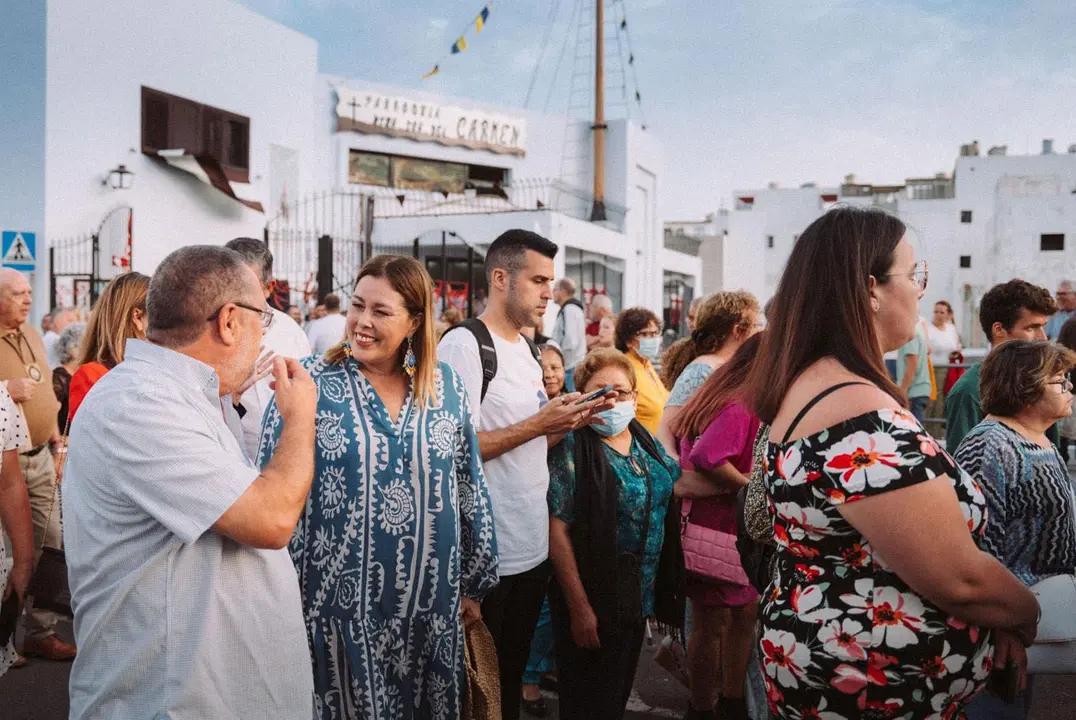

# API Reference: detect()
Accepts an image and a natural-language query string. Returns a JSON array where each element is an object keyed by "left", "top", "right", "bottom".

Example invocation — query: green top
[
  {"left": 897, "top": 323, "right": 933, "bottom": 400},
  {"left": 944, "top": 362, "right": 1061, "bottom": 454}
]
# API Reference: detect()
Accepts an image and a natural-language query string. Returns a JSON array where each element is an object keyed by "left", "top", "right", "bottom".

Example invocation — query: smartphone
[
  {"left": 576, "top": 385, "right": 615, "bottom": 405},
  {"left": 988, "top": 658, "right": 1020, "bottom": 704}
]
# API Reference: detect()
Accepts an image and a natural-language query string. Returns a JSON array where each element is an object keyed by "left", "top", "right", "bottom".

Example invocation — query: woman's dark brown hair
[
  {"left": 672, "top": 332, "right": 763, "bottom": 440},
  {"left": 614, "top": 307, "right": 661, "bottom": 353},
  {"left": 745, "top": 206, "right": 908, "bottom": 424},
  {"left": 979, "top": 340, "right": 1076, "bottom": 417}
]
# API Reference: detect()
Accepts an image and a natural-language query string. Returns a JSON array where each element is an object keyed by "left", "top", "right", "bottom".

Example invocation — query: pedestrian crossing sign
[{"left": 1, "top": 231, "right": 36, "bottom": 270}]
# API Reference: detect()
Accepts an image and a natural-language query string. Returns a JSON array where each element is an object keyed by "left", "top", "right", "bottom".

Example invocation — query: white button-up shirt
[{"left": 63, "top": 340, "right": 313, "bottom": 720}]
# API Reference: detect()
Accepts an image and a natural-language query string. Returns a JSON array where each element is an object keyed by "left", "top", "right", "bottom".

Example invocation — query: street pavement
[{"left": 3, "top": 620, "right": 1076, "bottom": 719}]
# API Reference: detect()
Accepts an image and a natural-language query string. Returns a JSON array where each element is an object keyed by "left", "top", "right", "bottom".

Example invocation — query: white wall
[{"left": 43, "top": 0, "right": 318, "bottom": 313}]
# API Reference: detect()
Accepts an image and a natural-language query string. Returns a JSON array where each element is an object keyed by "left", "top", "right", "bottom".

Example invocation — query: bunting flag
[{"left": 422, "top": 3, "right": 492, "bottom": 79}]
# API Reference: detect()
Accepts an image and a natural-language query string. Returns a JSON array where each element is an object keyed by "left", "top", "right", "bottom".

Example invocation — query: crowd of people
[{"left": 0, "top": 211, "right": 1073, "bottom": 720}]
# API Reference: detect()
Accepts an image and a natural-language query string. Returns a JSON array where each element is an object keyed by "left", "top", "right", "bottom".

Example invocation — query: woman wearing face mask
[
  {"left": 615, "top": 308, "right": 669, "bottom": 435},
  {"left": 672, "top": 333, "right": 764, "bottom": 720},
  {"left": 546, "top": 348, "right": 680, "bottom": 718}
]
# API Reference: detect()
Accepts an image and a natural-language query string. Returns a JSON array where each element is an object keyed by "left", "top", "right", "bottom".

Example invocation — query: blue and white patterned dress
[{"left": 258, "top": 357, "right": 499, "bottom": 720}]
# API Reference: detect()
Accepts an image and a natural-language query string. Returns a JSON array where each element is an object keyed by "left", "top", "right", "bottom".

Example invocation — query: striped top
[{"left": 954, "top": 419, "right": 1076, "bottom": 586}]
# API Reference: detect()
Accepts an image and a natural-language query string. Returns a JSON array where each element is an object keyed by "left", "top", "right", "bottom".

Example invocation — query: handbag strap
[{"left": 781, "top": 382, "right": 869, "bottom": 444}]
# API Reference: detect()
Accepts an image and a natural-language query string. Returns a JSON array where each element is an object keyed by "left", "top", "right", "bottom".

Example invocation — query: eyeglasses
[
  {"left": 207, "top": 301, "right": 273, "bottom": 329},
  {"left": 1048, "top": 378, "right": 1074, "bottom": 393},
  {"left": 884, "top": 260, "right": 929, "bottom": 292}
]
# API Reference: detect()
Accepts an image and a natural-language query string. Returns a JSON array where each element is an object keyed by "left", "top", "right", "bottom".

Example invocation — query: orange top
[{"left": 68, "top": 362, "right": 110, "bottom": 426}]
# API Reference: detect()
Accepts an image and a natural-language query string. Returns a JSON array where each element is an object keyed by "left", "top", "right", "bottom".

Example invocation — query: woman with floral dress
[
  {"left": 743, "top": 206, "right": 1041, "bottom": 719},
  {"left": 0, "top": 385, "right": 31, "bottom": 677},
  {"left": 259, "top": 255, "right": 499, "bottom": 719}
]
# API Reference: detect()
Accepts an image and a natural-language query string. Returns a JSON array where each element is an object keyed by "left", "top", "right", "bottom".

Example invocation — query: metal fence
[{"left": 48, "top": 206, "right": 134, "bottom": 313}]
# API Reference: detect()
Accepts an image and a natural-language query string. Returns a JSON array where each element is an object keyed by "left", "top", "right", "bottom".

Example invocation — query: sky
[{"left": 236, "top": 0, "right": 1076, "bottom": 220}]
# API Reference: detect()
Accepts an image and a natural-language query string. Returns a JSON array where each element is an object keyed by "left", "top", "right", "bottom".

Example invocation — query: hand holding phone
[{"left": 576, "top": 385, "right": 615, "bottom": 405}]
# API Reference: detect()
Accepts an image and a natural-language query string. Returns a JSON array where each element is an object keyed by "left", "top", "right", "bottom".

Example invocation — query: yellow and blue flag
[
  {"left": 476, "top": 6, "right": 490, "bottom": 32},
  {"left": 451, "top": 35, "right": 468, "bottom": 53}
]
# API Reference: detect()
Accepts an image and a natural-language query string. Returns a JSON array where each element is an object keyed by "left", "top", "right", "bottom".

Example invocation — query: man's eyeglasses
[
  {"left": 1048, "top": 377, "right": 1074, "bottom": 393},
  {"left": 207, "top": 302, "right": 273, "bottom": 329},
  {"left": 884, "top": 260, "right": 929, "bottom": 292}
]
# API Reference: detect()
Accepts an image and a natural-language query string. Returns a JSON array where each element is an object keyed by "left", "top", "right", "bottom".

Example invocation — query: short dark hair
[
  {"left": 323, "top": 294, "right": 341, "bottom": 312},
  {"left": 1058, "top": 316, "right": 1076, "bottom": 352},
  {"left": 614, "top": 307, "right": 661, "bottom": 352},
  {"left": 484, "top": 229, "right": 558, "bottom": 282},
  {"left": 979, "top": 279, "right": 1056, "bottom": 341},
  {"left": 980, "top": 340, "right": 1076, "bottom": 416},
  {"left": 224, "top": 237, "right": 273, "bottom": 284},
  {"left": 147, "top": 246, "right": 252, "bottom": 348}
]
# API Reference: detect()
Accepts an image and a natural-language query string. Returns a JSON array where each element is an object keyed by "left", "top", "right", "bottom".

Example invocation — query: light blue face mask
[
  {"left": 637, "top": 336, "right": 661, "bottom": 361},
  {"left": 593, "top": 400, "right": 636, "bottom": 437}
]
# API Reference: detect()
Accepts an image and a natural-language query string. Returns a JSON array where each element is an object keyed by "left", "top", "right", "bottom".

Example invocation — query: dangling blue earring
[{"left": 403, "top": 335, "right": 416, "bottom": 377}]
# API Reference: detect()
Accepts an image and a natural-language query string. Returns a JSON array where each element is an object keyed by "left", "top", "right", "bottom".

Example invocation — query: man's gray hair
[
  {"left": 224, "top": 237, "right": 274, "bottom": 285},
  {"left": 590, "top": 294, "right": 612, "bottom": 313},
  {"left": 554, "top": 277, "right": 576, "bottom": 296},
  {"left": 147, "top": 246, "right": 252, "bottom": 348},
  {"left": 54, "top": 322, "right": 87, "bottom": 366},
  {"left": 1060, "top": 280, "right": 1075, "bottom": 291}
]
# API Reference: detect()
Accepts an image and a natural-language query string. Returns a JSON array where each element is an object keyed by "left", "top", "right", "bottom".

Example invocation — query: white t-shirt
[
  {"left": 438, "top": 326, "right": 549, "bottom": 576},
  {"left": 926, "top": 322, "right": 961, "bottom": 366},
  {"left": 239, "top": 308, "right": 311, "bottom": 462},
  {"left": 305, "top": 313, "right": 347, "bottom": 355}
]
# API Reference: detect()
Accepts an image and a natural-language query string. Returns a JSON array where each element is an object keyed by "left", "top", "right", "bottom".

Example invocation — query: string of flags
[
  {"left": 422, "top": 4, "right": 492, "bottom": 80},
  {"left": 614, "top": 0, "right": 647, "bottom": 129}
]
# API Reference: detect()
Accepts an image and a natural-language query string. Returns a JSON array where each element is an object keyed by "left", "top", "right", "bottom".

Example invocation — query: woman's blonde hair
[
  {"left": 78, "top": 272, "right": 151, "bottom": 369},
  {"left": 572, "top": 348, "right": 637, "bottom": 393},
  {"left": 325, "top": 255, "right": 438, "bottom": 407},
  {"left": 660, "top": 290, "right": 759, "bottom": 388}
]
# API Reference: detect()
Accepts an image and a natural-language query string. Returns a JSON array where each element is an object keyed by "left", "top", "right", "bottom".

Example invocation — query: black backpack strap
[
  {"left": 443, "top": 319, "right": 498, "bottom": 403},
  {"left": 781, "top": 381, "right": 869, "bottom": 444},
  {"left": 522, "top": 333, "right": 542, "bottom": 366}
]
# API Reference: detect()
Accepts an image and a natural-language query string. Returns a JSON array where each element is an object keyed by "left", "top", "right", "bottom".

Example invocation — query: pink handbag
[{"left": 681, "top": 497, "right": 750, "bottom": 586}]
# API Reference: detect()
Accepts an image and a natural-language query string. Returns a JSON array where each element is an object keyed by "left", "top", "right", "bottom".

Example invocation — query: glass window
[
  {"left": 563, "top": 248, "right": 624, "bottom": 315},
  {"left": 393, "top": 157, "right": 469, "bottom": 193},
  {"left": 663, "top": 271, "right": 696, "bottom": 339},
  {"left": 349, "top": 151, "right": 391, "bottom": 186}
]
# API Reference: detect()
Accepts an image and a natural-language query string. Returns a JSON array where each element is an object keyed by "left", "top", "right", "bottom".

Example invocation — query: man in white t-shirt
[
  {"left": 305, "top": 294, "right": 347, "bottom": 355},
  {"left": 438, "top": 229, "right": 612, "bottom": 720},
  {"left": 224, "top": 238, "right": 312, "bottom": 462}
]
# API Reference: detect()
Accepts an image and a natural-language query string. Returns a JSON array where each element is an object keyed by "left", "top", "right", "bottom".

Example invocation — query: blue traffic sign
[{"left": 1, "top": 231, "right": 36, "bottom": 270}]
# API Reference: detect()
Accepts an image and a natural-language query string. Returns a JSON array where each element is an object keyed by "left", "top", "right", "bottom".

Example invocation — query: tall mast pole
[{"left": 590, "top": 0, "right": 607, "bottom": 221}]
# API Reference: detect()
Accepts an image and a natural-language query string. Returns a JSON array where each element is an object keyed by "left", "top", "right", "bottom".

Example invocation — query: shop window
[
  {"left": 347, "top": 149, "right": 507, "bottom": 193},
  {"left": 141, "top": 86, "right": 250, "bottom": 182},
  {"left": 564, "top": 248, "right": 625, "bottom": 314}
]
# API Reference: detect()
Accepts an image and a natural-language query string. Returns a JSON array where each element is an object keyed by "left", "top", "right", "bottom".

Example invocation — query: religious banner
[{"left": 335, "top": 87, "right": 526, "bottom": 157}]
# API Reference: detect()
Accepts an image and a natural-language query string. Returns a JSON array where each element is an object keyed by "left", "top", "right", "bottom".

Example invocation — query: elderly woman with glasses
[
  {"left": 955, "top": 340, "right": 1076, "bottom": 719},
  {"left": 614, "top": 308, "right": 668, "bottom": 434}
]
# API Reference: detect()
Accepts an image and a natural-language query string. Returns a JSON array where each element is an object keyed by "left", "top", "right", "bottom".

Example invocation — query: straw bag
[{"left": 463, "top": 618, "right": 502, "bottom": 720}]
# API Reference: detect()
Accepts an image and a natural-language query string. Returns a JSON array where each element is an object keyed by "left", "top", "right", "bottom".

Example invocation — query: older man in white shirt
[{"left": 225, "top": 238, "right": 311, "bottom": 461}]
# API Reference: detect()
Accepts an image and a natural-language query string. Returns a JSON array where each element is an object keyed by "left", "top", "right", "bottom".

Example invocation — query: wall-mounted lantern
[{"left": 103, "top": 164, "right": 134, "bottom": 190}]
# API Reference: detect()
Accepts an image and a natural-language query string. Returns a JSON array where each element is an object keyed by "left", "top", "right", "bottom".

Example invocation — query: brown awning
[{"left": 156, "top": 150, "right": 263, "bottom": 213}]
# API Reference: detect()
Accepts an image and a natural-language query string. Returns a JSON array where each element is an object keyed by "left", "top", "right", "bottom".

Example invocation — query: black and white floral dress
[
  {"left": 761, "top": 408, "right": 993, "bottom": 719},
  {"left": 0, "top": 385, "right": 28, "bottom": 678}
]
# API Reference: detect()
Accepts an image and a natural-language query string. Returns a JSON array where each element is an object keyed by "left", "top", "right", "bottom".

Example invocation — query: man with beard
[
  {"left": 63, "top": 246, "right": 317, "bottom": 719},
  {"left": 438, "top": 229, "right": 613, "bottom": 720}
]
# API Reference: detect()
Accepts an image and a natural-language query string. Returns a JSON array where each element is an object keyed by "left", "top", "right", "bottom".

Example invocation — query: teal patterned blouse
[{"left": 547, "top": 430, "right": 679, "bottom": 615}]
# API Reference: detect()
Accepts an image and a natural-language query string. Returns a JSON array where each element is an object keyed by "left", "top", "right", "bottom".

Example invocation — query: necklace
[{"left": 3, "top": 332, "right": 41, "bottom": 382}]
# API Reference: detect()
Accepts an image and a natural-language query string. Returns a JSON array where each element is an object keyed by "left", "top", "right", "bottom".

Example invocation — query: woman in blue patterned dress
[
  {"left": 744, "top": 206, "right": 1041, "bottom": 719},
  {"left": 956, "top": 340, "right": 1076, "bottom": 719},
  {"left": 258, "top": 255, "right": 499, "bottom": 720}
]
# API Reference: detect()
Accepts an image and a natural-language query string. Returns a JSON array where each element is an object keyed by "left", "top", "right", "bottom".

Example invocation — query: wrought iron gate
[{"left": 49, "top": 206, "right": 133, "bottom": 313}]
